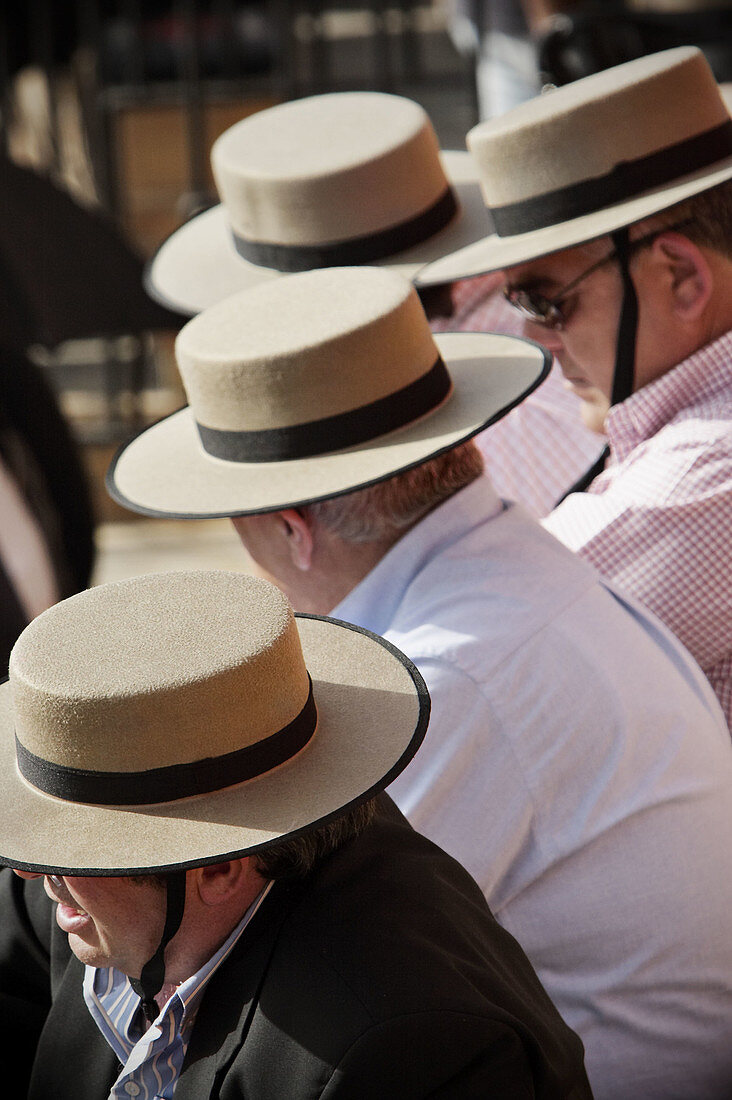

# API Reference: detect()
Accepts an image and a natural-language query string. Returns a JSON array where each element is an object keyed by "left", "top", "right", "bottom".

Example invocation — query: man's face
[
  {"left": 503, "top": 229, "right": 694, "bottom": 408},
  {"left": 503, "top": 243, "right": 623, "bottom": 405},
  {"left": 14, "top": 870, "right": 167, "bottom": 977}
]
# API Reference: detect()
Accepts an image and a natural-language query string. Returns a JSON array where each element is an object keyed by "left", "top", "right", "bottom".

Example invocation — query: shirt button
[{"left": 123, "top": 1084, "right": 141, "bottom": 1097}]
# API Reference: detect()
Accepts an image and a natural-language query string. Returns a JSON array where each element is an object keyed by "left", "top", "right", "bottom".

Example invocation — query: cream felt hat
[
  {"left": 107, "top": 266, "right": 549, "bottom": 519},
  {"left": 145, "top": 90, "right": 493, "bottom": 317},
  {"left": 0, "top": 569, "right": 429, "bottom": 875},
  {"left": 415, "top": 47, "right": 732, "bottom": 288}
]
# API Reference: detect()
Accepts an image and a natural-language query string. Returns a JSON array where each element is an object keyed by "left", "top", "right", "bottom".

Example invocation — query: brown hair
[
  {"left": 253, "top": 798, "right": 377, "bottom": 880},
  {"left": 636, "top": 179, "right": 732, "bottom": 260}
]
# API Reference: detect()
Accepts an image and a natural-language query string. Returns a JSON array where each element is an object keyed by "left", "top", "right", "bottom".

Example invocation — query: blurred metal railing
[
  {"left": 0, "top": 1, "right": 475, "bottom": 445},
  {"left": 0, "top": 1, "right": 471, "bottom": 223}
]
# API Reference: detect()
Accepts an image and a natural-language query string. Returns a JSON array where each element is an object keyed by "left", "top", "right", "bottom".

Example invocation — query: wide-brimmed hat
[
  {"left": 108, "top": 266, "right": 549, "bottom": 519},
  {"left": 415, "top": 47, "right": 732, "bottom": 287},
  {"left": 145, "top": 90, "right": 493, "bottom": 317},
  {"left": 0, "top": 569, "right": 429, "bottom": 875}
]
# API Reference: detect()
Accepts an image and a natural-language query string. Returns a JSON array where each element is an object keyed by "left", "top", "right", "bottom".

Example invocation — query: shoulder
[
  {"left": 543, "top": 423, "right": 732, "bottom": 562},
  {"left": 623, "top": 415, "right": 731, "bottom": 496},
  {"left": 261, "top": 802, "right": 585, "bottom": 1059},
  {"left": 221, "top": 801, "right": 590, "bottom": 1098},
  {"left": 316, "top": 1009, "right": 564, "bottom": 1098},
  {"left": 389, "top": 503, "right": 600, "bottom": 676},
  {"left": 269, "top": 802, "right": 500, "bottom": 1011}
]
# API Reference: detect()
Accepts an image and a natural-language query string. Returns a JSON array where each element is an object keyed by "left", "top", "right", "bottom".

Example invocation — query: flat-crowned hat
[
  {"left": 145, "top": 90, "right": 493, "bottom": 317},
  {"left": 415, "top": 46, "right": 732, "bottom": 288},
  {"left": 0, "top": 569, "right": 429, "bottom": 875},
  {"left": 107, "top": 265, "right": 549, "bottom": 519}
]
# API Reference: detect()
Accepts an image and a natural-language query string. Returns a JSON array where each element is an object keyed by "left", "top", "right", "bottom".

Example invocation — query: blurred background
[{"left": 1, "top": 0, "right": 730, "bottom": 667}]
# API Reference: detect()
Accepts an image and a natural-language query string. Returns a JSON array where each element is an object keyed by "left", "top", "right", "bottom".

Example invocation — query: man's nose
[{"left": 12, "top": 869, "right": 43, "bottom": 880}]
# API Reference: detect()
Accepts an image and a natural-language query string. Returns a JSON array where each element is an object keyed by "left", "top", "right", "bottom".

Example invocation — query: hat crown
[
  {"left": 211, "top": 91, "right": 451, "bottom": 248},
  {"left": 175, "top": 266, "right": 444, "bottom": 436},
  {"left": 10, "top": 570, "right": 311, "bottom": 776},
  {"left": 468, "top": 46, "right": 730, "bottom": 213}
]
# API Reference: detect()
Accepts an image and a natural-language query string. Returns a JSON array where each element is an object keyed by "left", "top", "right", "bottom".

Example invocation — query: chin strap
[
  {"left": 609, "top": 225, "right": 639, "bottom": 408},
  {"left": 554, "top": 442, "right": 610, "bottom": 503},
  {"left": 554, "top": 224, "right": 639, "bottom": 506},
  {"left": 129, "top": 870, "right": 187, "bottom": 1024}
]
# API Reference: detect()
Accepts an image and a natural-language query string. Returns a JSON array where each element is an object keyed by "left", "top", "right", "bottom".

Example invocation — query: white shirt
[{"left": 333, "top": 475, "right": 732, "bottom": 1100}]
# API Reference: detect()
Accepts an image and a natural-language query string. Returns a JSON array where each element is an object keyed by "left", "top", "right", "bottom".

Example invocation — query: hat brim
[
  {"left": 145, "top": 151, "right": 494, "bottom": 317},
  {"left": 414, "top": 156, "right": 732, "bottom": 287},
  {"left": 106, "top": 332, "right": 550, "bottom": 519},
  {"left": 0, "top": 614, "right": 429, "bottom": 875}
]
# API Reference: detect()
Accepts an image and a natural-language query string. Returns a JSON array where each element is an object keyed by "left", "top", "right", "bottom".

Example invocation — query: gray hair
[{"left": 303, "top": 439, "right": 484, "bottom": 544}]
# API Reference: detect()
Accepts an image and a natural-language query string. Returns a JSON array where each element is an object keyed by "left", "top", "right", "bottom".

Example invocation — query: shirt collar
[
  {"left": 606, "top": 328, "right": 732, "bottom": 461},
  {"left": 168, "top": 878, "right": 273, "bottom": 1022},
  {"left": 332, "top": 475, "right": 503, "bottom": 637}
]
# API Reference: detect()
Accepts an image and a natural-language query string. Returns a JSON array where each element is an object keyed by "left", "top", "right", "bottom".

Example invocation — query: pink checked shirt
[
  {"left": 543, "top": 330, "right": 732, "bottom": 728},
  {"left": 430, "top": 275, "right": 606, "bottom": 517}
]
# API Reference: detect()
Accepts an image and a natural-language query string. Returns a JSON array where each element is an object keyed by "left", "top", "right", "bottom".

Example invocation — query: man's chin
[
  {"left": 67, "top": 938, "right": 106, "bottom": 969},
  {"left": 64, "top": 925, "right": 108, "bottom": 970}
]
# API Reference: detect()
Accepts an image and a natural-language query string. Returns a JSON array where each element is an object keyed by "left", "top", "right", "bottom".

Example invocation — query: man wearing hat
[
  {"left": 144, "top": 88, "right": 495, "bottom": 318},
  {"left": 109, "top": 264, "right": 732, "bottom": 1099},
  {"left": 0, "top": 568, "right": 592, "bottom": 1099},
  {"left": 416, "top": 46, "right": 732, "bottom": 728},
  {"left": 145, "top": 83, "right": 606, "bottom": 520},
  {"left": 425, "top": 272, "right": 608, "bottom": 515}
]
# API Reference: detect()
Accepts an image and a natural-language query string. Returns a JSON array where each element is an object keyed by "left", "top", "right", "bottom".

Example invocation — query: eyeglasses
[{"left": 503, "top": 219, "right": 695, "bottom": 330}]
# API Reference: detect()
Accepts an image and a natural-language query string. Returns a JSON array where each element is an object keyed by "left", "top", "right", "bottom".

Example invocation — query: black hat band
[
  {"left": 15, "top": 678, "right": 317, "bottom": 806},
  {"left": 489, "top": 119, "right": 732, "bottom": 237},
  {"left": 196, "top": 355, "right": 452, "bottom": 463},
  {"left": 232, "top": 185, "right": 458, "bottom": 272}
]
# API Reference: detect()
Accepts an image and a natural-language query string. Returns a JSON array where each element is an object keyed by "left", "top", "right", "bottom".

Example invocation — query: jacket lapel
[{"left": 175, "top": 877, "right": 304, "bottom": 1099}]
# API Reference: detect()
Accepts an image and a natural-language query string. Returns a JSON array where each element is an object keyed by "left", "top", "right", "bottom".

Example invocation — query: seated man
[
  {"left": 0, "top": 568, "right": 591, "bottom": 1099},
  {"left": 109, "top": 264, "right": 732, "bottom": 1099},
  {"left": 146, "top": 84, "right": 603, "bottom": 518},
  {"left": 424, "top": 271, "right": 607, "bottom": 515},
  {"left": 415, "top": 46, "right": 732, "bottom": 726}
]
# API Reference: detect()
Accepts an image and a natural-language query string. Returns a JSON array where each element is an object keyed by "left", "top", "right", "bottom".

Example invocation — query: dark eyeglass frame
[{"left": 503, "top": 218, "right": 695, "bottom": 330}]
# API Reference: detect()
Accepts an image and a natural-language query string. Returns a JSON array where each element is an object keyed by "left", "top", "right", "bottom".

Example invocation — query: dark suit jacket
[{"left": 0, "top": 796, "right": 592, "bottom": 1099}]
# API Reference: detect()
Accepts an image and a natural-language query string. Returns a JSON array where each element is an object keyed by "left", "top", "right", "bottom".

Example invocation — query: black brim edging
[
  {"left": 0, "top": 616, "right": 431, "bottom": 877},
  {"left": 104, "top": 339, "right": 552, "bottom": 521}
]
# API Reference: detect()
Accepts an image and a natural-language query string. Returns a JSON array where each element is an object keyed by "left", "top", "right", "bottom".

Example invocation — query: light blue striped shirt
[{"left": 83, "top": 881, "right": 272, "bottom": 1099}]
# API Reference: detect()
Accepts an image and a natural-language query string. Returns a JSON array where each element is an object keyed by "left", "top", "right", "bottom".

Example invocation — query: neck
[
  {"left": 149, "top": 980, "right": 180, "bottom": 1020},
  {"left": 288, "top": 534, "right": 396, "bottom": 614},
  {"left": 700, "top": 292, "right": 732, "bottom": 351},
  {"left": 297, "top": 513, "right": 415, "bottom": 613},
  {"left": 161, "top": 865, "right": 267, "bottom": 987}
]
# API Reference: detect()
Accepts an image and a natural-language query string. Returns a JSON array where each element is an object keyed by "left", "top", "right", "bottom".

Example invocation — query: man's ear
[
  {"left": 652, "top": 232, "right": 713, "bottom": 321},
  {"left": 277, "top": 509, "right": 315, "bottom": 572},
  {"left": 194, "top": 859, "right": 263, "bottom": 906}
]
